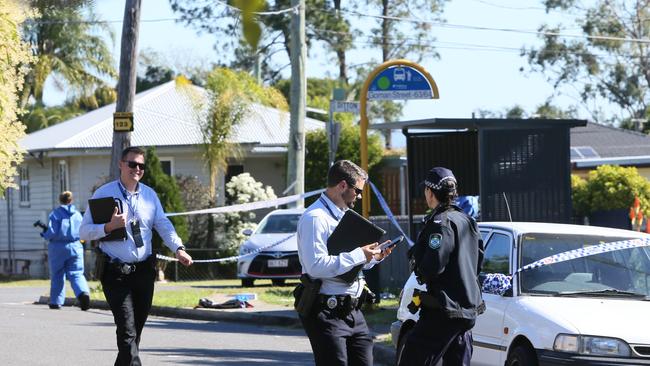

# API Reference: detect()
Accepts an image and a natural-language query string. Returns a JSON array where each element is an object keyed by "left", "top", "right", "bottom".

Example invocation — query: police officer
[
  {"left": 398, "top": 167, "right": 484, "bottom": 366},
  {"left": 297, "top": 160, "right": 392, "bottom": 366}
]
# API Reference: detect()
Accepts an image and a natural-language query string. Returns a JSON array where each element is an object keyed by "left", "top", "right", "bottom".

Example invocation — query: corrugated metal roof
[{"left": 20, "top": 81, "right": 324, "bottom": 152}]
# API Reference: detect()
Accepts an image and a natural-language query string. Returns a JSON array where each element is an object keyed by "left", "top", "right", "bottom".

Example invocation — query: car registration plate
[{"left": 268, "top": 259, "right": 289, "bottom": 268}]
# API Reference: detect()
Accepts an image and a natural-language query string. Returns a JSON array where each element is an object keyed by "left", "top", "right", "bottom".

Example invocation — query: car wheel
[
  {"left": 271, "top": 279, "right": 286, "bottom": 286},
  {"left": 396, "top": 323, "right": 415, "bottom": 365},
  {"left": 241, "top": 278, "right": 255, "bottom": 287},
  {"left": 506, "top": 344, "right": 537, "bottom": 366}
]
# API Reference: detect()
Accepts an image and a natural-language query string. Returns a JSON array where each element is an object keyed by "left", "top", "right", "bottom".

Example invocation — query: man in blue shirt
[
  {"left": 41, "top": 191, "right": 90, "bottom": 310},
  {"left": 297, "top": 160, "right": 393, "bottom": 366},
  {"left": 80, "top": 146, "right": 193, "bottom": 366}
]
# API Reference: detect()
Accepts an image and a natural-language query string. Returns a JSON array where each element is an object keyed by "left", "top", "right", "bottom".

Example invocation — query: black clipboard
[
  {"left": 88, "top": 197, "right": 127, "bottom": 241},
  {"left": 327, "top": 209, "right": 386, "bottom": 283}
]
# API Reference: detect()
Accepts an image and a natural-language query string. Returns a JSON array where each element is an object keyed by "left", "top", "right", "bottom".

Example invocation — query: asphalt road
[{"left": 0, "top": 286, "right": 314, "bottom": 365}]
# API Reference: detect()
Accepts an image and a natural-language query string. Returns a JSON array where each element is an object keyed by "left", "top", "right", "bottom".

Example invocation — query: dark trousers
[
  {"left": 398, "top": 309, "right": 474, "bottom": 366},
  {"left": 299, "top": 307, "right": 374, "bottom": 366},
  {"left": 101, "top": 256, "right": 156, "bottom": 366}
]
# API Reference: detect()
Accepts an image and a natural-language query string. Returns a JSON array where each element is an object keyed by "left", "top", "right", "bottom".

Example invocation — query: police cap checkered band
[
  {"left": 423, "top": 167, "right": 456, "bottom": 190},
  {"left": 424, "top": 176, "right": 457, "bottom": 190}
]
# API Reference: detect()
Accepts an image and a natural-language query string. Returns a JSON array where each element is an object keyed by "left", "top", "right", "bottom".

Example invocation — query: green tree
[
  {"left": 473, "top": 103, "right": 577, "bottom": 119},
  {"left": 140, "top": 147, "right": 189, "bottom": 256},
  {"left": 305, "top": 120, "right": 383, "bottom": 193},
  {"left": 199, "top": 68, "right": 287, "bottom": 201},
  {"left": 179, "top": 68, "right": 286, "bottom": 247},
  {"left": 275, "top": 77, "right": 353, "bottom": 122},
  {"left": 170, "top": 0, "right": 355, "bottom": 83},
  {"left": 21, "top": 85, "right": 117, "bottom": 133},
  {"left": 360, "top": 0, "right": 447, "bottom": 148},
  {"left": 525, "top": 0, "right": 650, "bottom": 124},
  {"left": 19, "top": 0, "right": 116, "bottom": 108},
  {"left": 0, "top": 0, "right": 32, "bottom": 196}
]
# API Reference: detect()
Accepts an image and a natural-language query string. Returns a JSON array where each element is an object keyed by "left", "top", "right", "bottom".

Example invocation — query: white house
[{"left": 0, "top": 81, "right": 324, "bottom": 277}]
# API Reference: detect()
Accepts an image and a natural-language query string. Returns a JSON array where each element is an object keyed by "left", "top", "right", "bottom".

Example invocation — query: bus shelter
[{"left": 370, "top": 117, "right": 588, "bottom": 236}]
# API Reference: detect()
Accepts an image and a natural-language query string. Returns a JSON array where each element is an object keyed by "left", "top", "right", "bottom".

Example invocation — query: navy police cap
[{"left": 422, "top": 167, "right": 456, "bottom": 190}]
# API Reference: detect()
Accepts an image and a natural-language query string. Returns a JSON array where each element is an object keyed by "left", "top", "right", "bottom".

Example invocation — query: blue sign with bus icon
[{"left": 368, "top": 66, "right": 434, "bottom": 100}]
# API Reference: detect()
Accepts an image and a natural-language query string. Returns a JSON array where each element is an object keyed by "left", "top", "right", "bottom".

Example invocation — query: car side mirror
[
  {"left": 481, "top": 273, "right": 512, "bottom": 296},
  {"left": 242, "top": 228, "right": 253, "bottom": 236}
]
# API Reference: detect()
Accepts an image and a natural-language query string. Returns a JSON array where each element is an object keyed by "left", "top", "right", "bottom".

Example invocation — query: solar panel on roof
[
  {"left": 570, "top": 148, "right": 581, "bottom": 159},
  {"left": 576, "top": 146, "right": 599, "bottom": 158}
]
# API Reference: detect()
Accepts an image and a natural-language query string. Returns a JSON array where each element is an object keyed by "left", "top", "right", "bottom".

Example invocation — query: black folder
[
  {"left": 327, "top": 209, "right": 386, "bottom": 283},
  {"left": 88, "top": 197, "right": 127, "bottom": 241}
]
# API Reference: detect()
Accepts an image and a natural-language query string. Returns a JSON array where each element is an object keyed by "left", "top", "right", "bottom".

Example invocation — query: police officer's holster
[{"left": 293, "top": 273, "right": 322, "bottom": 317}]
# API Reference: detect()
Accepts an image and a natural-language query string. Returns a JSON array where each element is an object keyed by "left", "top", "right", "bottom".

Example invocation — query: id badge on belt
[{"left": 131, "top": 219, "right": 144, "bottom": 248}]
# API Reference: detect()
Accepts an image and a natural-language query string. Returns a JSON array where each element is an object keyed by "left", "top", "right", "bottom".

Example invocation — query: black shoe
[
  {"left": 49, "top": 304, "right": 61, "bottom": 309},
  {"left": 78, "top": 293, "right": 90, "bottom": 311}
]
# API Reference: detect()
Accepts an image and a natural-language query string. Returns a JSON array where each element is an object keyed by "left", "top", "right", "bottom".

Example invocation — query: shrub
[
  {"left": 214, "top": 172, "right": 276, "bottom": 257},
  {"left": 571, "top": 165, "right": 650, "bottom": 217}
]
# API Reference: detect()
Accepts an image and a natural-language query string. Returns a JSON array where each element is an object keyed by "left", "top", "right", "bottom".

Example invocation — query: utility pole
[
  {"left": 287, "top": 0, "right": 306, "bottom": 206},
  {"left": 109, "top": 0, "right": 141, "bottom": 179}
]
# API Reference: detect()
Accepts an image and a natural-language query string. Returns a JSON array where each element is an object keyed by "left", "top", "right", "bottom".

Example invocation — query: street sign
[
  {"left": 367, "top": 65, "right": 434, "bottom": 100},
  {"left": 331, "top": 100, "right": 360, "bottom": 114},
  {"left": 113, "top": 112, "right": 134, "bottom": 132}
]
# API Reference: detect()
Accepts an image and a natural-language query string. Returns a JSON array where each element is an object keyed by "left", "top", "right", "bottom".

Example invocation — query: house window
[
  {"left": 160, "top": 157, "right": 173, "bottom": 176},
  {"left": 58, "top": 160, "right": 69, "bottom": 192},
  {"left": 19, "top": 166, "right": 30, "bottom": 205}
]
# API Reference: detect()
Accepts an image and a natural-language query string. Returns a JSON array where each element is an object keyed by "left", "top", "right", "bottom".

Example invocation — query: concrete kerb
[{"left": 36, "top": 296, "right": 397, "bottom": 364}]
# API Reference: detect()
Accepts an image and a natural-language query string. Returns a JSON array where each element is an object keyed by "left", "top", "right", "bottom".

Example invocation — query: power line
[
  {"left": 338, "top": 9, "right": 650, "bottom": 45},
  {"left": 312, "top": 27, "right": 645, "bottom": 61},
  {"left": 24, "top": 3, "right": 650, "bottom": 45},
  {"left": 468, "top": 0, "right": 547, "bottom": 11}
]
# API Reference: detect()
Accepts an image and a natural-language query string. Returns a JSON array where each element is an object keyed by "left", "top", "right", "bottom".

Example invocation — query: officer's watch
[{"left": 176, "top": 245, "right": 186, "bottom": 252}]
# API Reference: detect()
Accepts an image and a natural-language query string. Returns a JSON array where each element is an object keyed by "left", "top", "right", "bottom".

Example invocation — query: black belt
[
  {"left": 102, "top": 253, "right": 154, "bottom": 276},
  {"left": 317, "top": 294, "right": 360, "bottom": 312}
]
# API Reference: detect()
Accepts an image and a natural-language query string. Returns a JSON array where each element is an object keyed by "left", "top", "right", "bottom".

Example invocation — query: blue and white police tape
[
  {"left": 517, "top": 237, "right": 650, "bottom": 273},
  {"left": 369, "top": 181, "right": 414, "bottom": 247},
  {"left": 156, "top": 233, "right": 296, "bottom": 263},
  {"left": 165, "top": 189, "right": 325, "bottom": 217}
]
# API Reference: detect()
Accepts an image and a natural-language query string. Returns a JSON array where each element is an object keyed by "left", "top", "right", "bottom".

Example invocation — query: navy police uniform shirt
[{"left": 411, "top": 204, "right": 484, "bottom": 320}]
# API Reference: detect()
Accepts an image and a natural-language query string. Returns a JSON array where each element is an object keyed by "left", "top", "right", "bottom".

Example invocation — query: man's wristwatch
[{"left": 176, "top": 245, "right": 186, "bottom": 252}]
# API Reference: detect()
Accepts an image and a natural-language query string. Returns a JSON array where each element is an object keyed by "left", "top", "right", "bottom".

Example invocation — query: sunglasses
[
  {"left": 347, "top": 182, "right": 364, "bottom": 195},
  {"left": 123, "top": 160, "right": 146, "bottom": 170}
]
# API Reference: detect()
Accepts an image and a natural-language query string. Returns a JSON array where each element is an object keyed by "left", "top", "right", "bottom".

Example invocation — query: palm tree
[
  {"left": 178, "top": 69, "right": 287, "bottom": 248},
  {"left": 20, "top": 0, "right": 116, "bottom": 108}
]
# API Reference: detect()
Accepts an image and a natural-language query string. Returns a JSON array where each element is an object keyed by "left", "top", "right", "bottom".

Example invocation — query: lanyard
[
  {"left": 319, "top": 197, "right": 340, "bottom": 222},
  {"left": 118, "top": 181, "right": 139, "bottom": 222}
]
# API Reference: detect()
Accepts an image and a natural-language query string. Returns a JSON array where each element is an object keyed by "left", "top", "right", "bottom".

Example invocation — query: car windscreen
[
  {"left": 520, "top": 233, "right": 650, "bottom": 297},
  {"left": 256, "top": 214, "right": 300, "bottom": 234}
]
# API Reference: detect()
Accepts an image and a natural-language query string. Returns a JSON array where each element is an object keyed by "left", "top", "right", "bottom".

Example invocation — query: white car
[
  {"left": 391, "top": 222, "right": 650, "bottom": 365},
  {"left": 237, "top": 208, "right": 304, "bottom": 287}
]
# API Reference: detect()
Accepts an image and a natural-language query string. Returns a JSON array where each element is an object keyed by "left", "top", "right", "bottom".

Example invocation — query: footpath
[{"left": 37, "top": 292, "right": 397, "bottom": 366}]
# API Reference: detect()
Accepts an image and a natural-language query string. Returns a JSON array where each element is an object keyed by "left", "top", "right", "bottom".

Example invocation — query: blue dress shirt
[
  {"left": 79, "top": 180, "right": 183, "bottom": 263},
  {"left": 297, "top": 193, "right": 379, "bottom": 297}
]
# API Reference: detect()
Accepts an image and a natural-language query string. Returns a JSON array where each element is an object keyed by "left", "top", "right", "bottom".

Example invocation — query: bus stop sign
[{"left": 368, "top": 66, "right": 434, "bottom": 100}]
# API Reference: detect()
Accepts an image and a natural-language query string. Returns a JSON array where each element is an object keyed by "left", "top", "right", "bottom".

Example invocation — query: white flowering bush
[{"left": 214, "top": 172, "right": 277, "bottom": 256}]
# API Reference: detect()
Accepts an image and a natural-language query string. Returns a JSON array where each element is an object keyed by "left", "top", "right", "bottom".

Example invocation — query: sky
[{"left": 43, "top": 0, "right": 581, "bottom": 148}]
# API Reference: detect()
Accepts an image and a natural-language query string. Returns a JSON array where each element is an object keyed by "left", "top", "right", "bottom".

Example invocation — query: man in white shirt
[
  {"left": 297, "top": 160, "right": 392, "bottom": 366},
  {"left": 80, "top": 146, "right": 192, "bottom": 366}
]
